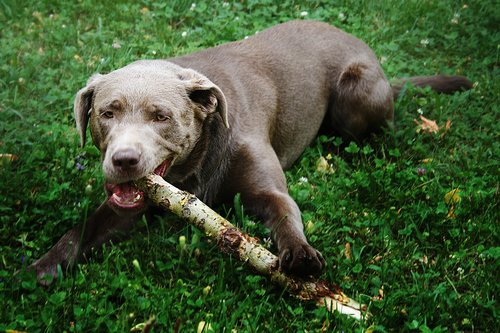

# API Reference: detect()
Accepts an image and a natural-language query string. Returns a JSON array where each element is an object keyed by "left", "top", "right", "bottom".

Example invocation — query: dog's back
[{"left": 172, "top": 20, "right": 392, "bottom": 167}]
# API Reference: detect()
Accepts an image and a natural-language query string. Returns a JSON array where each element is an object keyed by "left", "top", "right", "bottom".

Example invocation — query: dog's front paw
[
  {"left": 27, "top": 256, "right": 64, "bottom": 286},
  {"left": 28, "top": 260, "right": 58, "bottom": 286},
  {"left": 279, "top": 242, "right": 325, "bottom": 277}
]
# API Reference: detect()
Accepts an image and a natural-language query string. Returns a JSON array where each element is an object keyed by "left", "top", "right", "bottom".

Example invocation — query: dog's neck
[{"left": 166, "top": 114, "right": 232, "bottom": 205}]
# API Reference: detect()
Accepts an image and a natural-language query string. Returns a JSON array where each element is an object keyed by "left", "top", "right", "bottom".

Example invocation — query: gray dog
[{"left": 30, "top": 20, "right": 471, "bottom": 284}]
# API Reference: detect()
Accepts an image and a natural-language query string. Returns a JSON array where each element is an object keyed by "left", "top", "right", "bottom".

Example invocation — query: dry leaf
[
  {"left": 0, "top": 153, "right": 18, "bottom": 161},
  {"left": 372, "top": 287, "right": 384, "bottom": 301},
  {"left": 344, "top": 243, "right": 352, "bottom": 260},
  {"left": 316, "top": 156, "right": 333, "bottom": 174},
  {"left": 447, "top": 206, "right": 457, "bottom": 219},
  {"left": 414, "top": 116, "right": 452, "bottom": 137},
  {"left": 445, "top": 189, "right": 461, "bottom": 219},
  {"left": 0, "top": 153, "right": 18, "bottom": 166},
  {"left": 440, "top": 119, "right": 452, "bottom": 138},
  {"left": 445, "top": 189, "right": 461, "bottom": 204},
  {"left": 368, "top": 255, "right": 383, "bottom": 264},
  {"left": 414, "top": 115, "right": 439, "bottom": 134}
]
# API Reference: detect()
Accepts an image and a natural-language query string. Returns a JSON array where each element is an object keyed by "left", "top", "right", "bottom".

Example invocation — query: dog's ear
[
  {"left": 179, "top": 70, "right": 229, "bottom": 128},
  {"left": 189, "top": 84, "right": 229, "bottom": 128},
  {"left": 74, "top": 74, "right": 102, "bottom": 147}
]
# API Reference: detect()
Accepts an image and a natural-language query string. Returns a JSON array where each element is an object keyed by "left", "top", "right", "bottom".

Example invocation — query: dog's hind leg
[
  {"left": 226, "top": 144, "right": 325, "bottom": 277},
  {"left": 28, "top": 202, "right": 140, "bottom": 285},
  {"left": 329, "top": 61, "right": 394, "bottom": 140}
]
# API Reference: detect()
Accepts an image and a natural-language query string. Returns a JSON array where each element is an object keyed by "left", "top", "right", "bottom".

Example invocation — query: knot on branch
[{"left": 218, "top": 227, "right": 244, "bottom": 258}]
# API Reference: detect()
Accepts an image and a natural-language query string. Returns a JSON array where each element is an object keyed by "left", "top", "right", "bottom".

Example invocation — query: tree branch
[{"left": 135, "top": 174, "right": 369, "bottom": 320}]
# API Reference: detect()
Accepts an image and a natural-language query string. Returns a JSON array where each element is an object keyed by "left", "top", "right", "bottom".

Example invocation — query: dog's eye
[
  {"left": 155, "top": 113, "right": 170, "bottom": 122},
  {"left": 102, "top": 111, "right": 114, "bottom": 119}
]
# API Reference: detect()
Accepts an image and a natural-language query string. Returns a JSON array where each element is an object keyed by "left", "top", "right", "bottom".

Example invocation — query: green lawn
[{"left": 0, "top": 1, "right": 498, "bottom": 332}]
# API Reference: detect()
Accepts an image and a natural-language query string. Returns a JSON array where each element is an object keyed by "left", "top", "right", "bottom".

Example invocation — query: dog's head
[{"left": 74, "top": 60, "right": 228, "bottom": 215}]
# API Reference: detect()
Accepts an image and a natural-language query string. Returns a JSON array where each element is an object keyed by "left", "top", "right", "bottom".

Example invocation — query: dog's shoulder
[{"left": 167, "top": 112, "right": 233, "bottom": 204}]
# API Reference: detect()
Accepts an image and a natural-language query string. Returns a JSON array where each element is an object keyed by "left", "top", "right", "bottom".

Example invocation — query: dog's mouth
[{"left": 106, "top": 159, "right": 171, "bottom": 211}]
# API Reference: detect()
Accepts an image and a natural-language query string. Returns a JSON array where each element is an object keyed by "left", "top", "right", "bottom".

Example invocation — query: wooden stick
[{"left": 135, "top": 174, "right": 368, "bottom": 320}]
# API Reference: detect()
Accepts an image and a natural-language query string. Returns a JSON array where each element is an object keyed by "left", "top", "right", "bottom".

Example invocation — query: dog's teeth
[
  {"left": 134, "top": 194, "right": 141, "bottom": 202},
  {"left": 112, "top": 193, "right": 122, "bottom": 203}
]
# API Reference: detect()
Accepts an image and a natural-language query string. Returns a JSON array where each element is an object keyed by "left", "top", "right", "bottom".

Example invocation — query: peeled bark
[{"left": 135, "top": 174, "right": 368, "bottom": 320}]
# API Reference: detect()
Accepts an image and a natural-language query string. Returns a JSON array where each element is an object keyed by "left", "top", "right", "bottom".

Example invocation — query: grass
[{"left": 0, "top": 0, "right": 498, "bottom": 332}]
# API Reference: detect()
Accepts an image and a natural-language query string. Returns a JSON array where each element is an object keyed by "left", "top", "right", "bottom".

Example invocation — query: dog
[{"left": 29, "top": 20, "right": 471, "bottom": 284}]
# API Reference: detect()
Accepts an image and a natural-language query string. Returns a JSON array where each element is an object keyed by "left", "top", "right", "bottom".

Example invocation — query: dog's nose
[{"left": 112, "top": 149, "right": 140, "bottom": 171}]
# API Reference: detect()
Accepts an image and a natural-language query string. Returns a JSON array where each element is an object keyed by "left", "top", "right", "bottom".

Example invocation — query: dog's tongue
[
  {"left": 109, "top": 182, "right": 144, "bottom": 208},
  {"left": 107, "top": 159, "right": 171, "bottom": 210}
]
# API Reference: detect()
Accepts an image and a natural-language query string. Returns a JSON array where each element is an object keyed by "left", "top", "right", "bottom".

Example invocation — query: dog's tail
[{"left": 391, "top": 75, "right": 472, "bottom": 99}]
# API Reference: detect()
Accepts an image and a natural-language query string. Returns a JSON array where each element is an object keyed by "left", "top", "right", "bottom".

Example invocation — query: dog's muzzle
[{"left": 105, "top": 159, "right": 171, "bottom": 214}]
